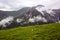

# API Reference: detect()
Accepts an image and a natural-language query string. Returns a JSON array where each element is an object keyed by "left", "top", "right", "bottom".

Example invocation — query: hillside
[
  {"left": 0, "top": 23, "right": 60, "bottom": 40},
  {"left": 0, "top": 7, "right": 30, "bottom": 18}
]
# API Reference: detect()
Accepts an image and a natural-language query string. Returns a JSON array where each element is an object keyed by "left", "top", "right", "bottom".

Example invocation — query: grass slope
[{"left": 0, "top": 23, "right": 60, "bottom": 40}]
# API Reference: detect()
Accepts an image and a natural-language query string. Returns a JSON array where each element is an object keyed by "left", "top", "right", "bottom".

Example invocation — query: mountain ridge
[{"left": 0, "top": 7, "right": 31, "bottom": 18}]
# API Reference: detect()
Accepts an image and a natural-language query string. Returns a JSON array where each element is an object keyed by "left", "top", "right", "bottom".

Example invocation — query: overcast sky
[{"left": 0, "top": 0, "right": 60, "bottom": 11}]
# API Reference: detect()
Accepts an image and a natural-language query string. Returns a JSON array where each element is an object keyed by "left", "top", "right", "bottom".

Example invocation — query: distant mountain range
[{"left": 0, "top": 7, "right": 30, "bottom": 18}]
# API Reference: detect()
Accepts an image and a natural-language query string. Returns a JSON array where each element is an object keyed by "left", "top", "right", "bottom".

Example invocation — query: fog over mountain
[
  {"left": 0, "top": 5, "right": 60, "bottom": 29},
  {"left": 0, "top": 0, "right": 60, "bottom": 29}
]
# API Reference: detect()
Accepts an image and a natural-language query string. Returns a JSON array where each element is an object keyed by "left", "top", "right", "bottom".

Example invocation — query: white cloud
[
  {"left": 16, "top": 19, "right": 23, "bottom": 23},
  {"left": 46, "top": 0, "right": 60, "bottom": 9},
  {"left": 28, "top": 15, "right": 47, "bottom": 23},
  {"left": 0, "top": 2, "right": 15, "bottom": 11},
  {"left": 0, "top": 0, "right": 60, "bottom": 11},
  {"left": 29, "top": 18, "right": 35, "bottom": 23},
  {"left": 0, "top": 16, "right": 14, "bottom": 27}
]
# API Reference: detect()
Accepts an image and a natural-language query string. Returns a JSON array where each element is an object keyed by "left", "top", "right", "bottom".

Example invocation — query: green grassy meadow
[{"left": 0, "top": 23, "right": 60, "bottom": 40}]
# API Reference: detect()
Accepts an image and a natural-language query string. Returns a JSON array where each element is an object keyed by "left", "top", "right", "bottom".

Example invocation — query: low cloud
[
  {"left": 0, "top": 16, "right": 14, "bottom": 28},
  {"left": 29, "top": 15, "right": 47, "bottom": 23}
]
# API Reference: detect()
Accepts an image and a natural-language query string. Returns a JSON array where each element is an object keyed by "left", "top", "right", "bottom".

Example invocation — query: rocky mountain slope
[
  {"left": 0, "top": 5, "right": 60, "bottom": 29},
  {"left": 0, "top": 7, "right": 30, "bottom": 18}
]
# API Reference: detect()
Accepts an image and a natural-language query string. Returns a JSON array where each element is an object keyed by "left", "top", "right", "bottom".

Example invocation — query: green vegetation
[{"left": 0, "top": 23, "right": 60, "bottom": 40}]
